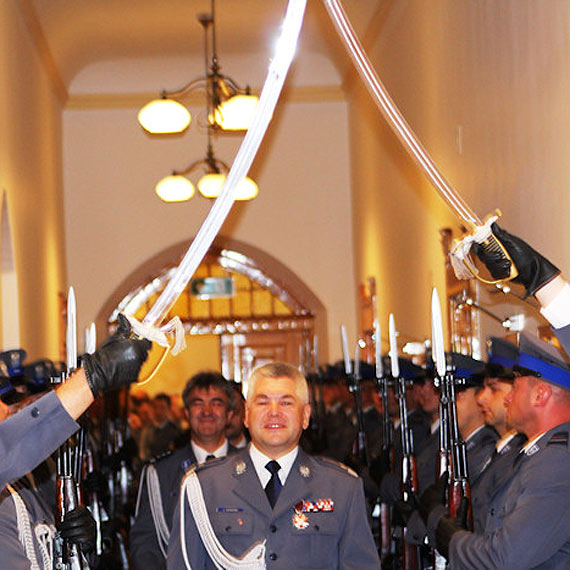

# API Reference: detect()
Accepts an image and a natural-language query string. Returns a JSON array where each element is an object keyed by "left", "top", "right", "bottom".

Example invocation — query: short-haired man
[
  {"left": 167, "top": 362, "right": 380, "bottom": 569},
  {"left": 130, "top": 371, "right": 236, "bottom": 569},
  {"left": 421, "top": 334, "right": 570, "bottom": 568}
]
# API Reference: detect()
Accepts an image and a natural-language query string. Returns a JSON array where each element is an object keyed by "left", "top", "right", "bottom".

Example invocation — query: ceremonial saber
[
  {"left": 138, "top": 0, "right": 307, "bottom": 339},
  {"left": 322, "top": 0, "right": 518, "bottom": 284}
]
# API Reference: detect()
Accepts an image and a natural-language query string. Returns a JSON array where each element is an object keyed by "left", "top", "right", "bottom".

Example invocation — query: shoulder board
[
  {"left": 147, "top": 449, "right": 174, "bottom": 465},
  {"left": 193, "top": 455, "right": 228, "bottom": 472},
  {"left": 313, "top": 456, "right": 358, "bottom": 478},
  {"left": 547, "top": 432, "right": 569, "bottom": 447}
]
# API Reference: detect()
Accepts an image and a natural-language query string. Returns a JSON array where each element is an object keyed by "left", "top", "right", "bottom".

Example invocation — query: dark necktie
[
  {"left": 265, "top": 460, "right": 282, "bottom": 508},
  {"left": 206, "top": 454, "right": 216, "bottom": 461}
]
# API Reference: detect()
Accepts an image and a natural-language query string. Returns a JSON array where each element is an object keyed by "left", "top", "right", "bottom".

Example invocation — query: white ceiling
[{"left": 28, "top": 0, "right": 383, "bottom": 95}]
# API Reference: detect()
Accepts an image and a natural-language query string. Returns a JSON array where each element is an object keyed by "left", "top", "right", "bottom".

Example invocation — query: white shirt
[
  {"left": 191, "top": 439, "right": 229, "bottom": 464},
  {"left": 540, "top": 282, "right": 570, "bottom": 328},
  {"left": 249, "top": 443, "right": 298, "bottom": 488}
]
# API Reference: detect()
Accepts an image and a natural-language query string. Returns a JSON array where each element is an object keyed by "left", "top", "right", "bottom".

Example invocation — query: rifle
[
  {"left": 389, "top": 314, "right": 419, "bottom": 570},
  {"left": 431, "top": 288, "right": 473, "bottom": 569},
  {"left": 340, "top": 326, "right": 369, "bottom": 467}
]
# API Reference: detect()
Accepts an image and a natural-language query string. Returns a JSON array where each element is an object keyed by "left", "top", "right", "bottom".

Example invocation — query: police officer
[
  {"left": 0, "top": 314, "right": 151, "bottom": 488},
  {"left": 470, "top": 339, "right": 527, "bottom": 533},
  {"left": 130, "top": 372, "right": 237, "bottom": 569},
  {"left": 167, "top": 362, "right": 380, "bottom": 569},
  {"left": 421, "top": 333, "right": 570, "bottom": 568}
]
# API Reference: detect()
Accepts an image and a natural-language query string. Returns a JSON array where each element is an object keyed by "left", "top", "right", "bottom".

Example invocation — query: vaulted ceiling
[{"left": 26, "top": 0, "right": 382, "bottom": 98}]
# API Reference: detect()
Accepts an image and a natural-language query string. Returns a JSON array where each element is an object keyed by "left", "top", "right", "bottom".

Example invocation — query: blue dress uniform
[
  {"left": 448, "top": 423, "right": 570, "bottom": 569},
  {"left": 464, "top": 424, "right": 498, "bottom": 485},
  {"left": 0, "top": 391, "right": 78, "bottom": 488},
  {"left": 167, "top": 448, "right": 380, "bottom": 569},
  {"left": 130, "top": 444, "right": 198, "bottom": 569}
]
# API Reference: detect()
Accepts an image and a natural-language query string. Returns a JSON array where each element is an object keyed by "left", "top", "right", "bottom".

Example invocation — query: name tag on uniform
[{"left": 216, "top": 507, "right": 244, "bottom": 513}]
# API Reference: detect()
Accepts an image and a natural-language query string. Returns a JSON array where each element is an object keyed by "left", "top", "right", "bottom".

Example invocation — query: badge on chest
[{"left": 292, "top": 499, "right": 334, "bottom": 529}]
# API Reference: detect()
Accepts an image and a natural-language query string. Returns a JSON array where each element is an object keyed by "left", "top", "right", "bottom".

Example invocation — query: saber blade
[
  {"left": 340, "top": 325, "right": 353, "bottom": 375},
  {"left": 141, "top": 0, "right": 307, "bottom": 329},
  {"left": 322, "top": 0, "right": 480, "bottom": 230}
]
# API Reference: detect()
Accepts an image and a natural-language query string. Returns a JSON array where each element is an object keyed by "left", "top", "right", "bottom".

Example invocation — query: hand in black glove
[
  {"left": 472, "top": 223, "right": 560, "bottom": 296},
  {"left": 80, "top": 314, "right": 151, "bottom": 398},
  {"left": 58, "top": 505, "right": 97, "bottom": 553},
  {"left": 435, "top": 496, "right": 469, "bottom": 559}
]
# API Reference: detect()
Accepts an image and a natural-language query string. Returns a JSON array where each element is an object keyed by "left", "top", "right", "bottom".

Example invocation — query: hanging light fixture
[
  {"left": 154, "top": 135, "right": 258, "bottom": 202},
  {"left": 138, "top": 0, "right": 258, "bottom": 134}
]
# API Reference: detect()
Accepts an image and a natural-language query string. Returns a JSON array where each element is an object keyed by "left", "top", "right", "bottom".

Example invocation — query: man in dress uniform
[
  {"left": 130, "top": 371, "right": 237, "bottom": 569},
  {"left": 167, "top": 362, "right": 380, "bottom": 569},
  {"left": 471, "top": 340, "right": 527, "bottom": 533},
  {"left": 421, "top": 333, "right": 570, "bottom": 568},
  {"left": 0, "top": 314, "right": 151, "bottom": 488}
]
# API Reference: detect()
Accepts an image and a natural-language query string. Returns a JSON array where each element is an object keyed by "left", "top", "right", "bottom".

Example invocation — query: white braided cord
[
  {"left": 180, "top": 470, "right": 266, "bottom": 570},
  {"left": 146, "top": 463, "right": 171, "bottom": 558},
  {"left": 7, "top": 484, "right": 42, "bottom": 570}
]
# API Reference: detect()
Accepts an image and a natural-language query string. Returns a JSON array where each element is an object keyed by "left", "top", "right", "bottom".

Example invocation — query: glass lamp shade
[
  {"left": 213, "top": 94, "right": 259, "bottom": 130},
  {"left": 138, "top": 99, "right": 191, "bottom": 134},
  {"left": 198, "top": 173, "right": 258, "bottom": 201},
  {"left": 155, "top": 175, "right": 195, "bottom": 202}
]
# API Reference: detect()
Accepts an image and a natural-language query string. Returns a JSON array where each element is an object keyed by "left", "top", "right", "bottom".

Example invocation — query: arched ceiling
[{"left": 25, "top": 0, "right": 383, "bottom": 96}]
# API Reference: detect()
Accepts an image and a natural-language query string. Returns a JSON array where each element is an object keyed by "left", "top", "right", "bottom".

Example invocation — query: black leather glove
[
  {"left": 472, "top": 223, "right": 560, "bottom": 296},
  {"left": 58, "top": 505, "right": 97, "bottom": 553},
  {"left": 435, "top": 496, "right": 469, "bottom": 559},
  {"left": 80, "top": 314, "right": 151, "bottom": 397}
]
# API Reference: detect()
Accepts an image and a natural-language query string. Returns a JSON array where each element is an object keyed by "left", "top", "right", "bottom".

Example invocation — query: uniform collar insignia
[
  {"left": 299, "top": 465, "right": 310, "bottom": 478},
  {"left": 234, "top": 460, "right": 247, "bottom": 476},
  {"left": 525, "top": 443, "right": 540, "bottom": 457}
]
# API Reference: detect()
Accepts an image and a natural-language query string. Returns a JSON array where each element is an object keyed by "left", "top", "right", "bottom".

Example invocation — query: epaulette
[
  {"left": 147, "top": 449, "right": 175, "bottom": 465},
  {"left": 313, "top": 456, "right": 358, "bottom": 478},
  {"left": 193, "top": 455, "right": 229, "bottom": 472},
  {"left": 547, "top": 432, "right": 569, "bottom": 447}
]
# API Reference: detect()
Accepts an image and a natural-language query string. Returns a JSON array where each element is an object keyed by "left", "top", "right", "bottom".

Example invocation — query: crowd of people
[{"left": 0, "top": 226, "right": 569, "bottom": 568}]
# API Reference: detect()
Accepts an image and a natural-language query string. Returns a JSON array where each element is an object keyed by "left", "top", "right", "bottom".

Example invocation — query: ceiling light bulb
[
  {"left": 138, "top": 99, "right": 191, "bottom": 134},
  {"left": 155, "top": 175, "right": 195, "bottom": 202},
  {"left": 214, "top": 94, "right": 259, "bottom": 130}
]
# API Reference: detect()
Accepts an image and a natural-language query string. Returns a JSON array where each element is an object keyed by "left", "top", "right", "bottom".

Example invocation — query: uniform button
[
  {"left": 31, "top": 407, "right": 40, "bottom": 418},
  {"left": 270, "top": 525, "right": 277, "bottom": 533},
  {"left": 269, "top": 553, "right": 277, "bottom": 561},
  {"left": 315, "top": 525, "right": 320, "bottom": 531},
  {"left": 490, "top": 508, "right": 495, "bottom": 516},
  {"left": 225, "top": 526, "right": 231, "bottom": 532}
]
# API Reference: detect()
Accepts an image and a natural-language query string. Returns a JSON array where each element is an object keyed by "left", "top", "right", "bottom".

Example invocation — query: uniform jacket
[
  {"left": 0, "top": 391, "right": 78, "bottom": 488},
  {"left": 130, "top": 444, "right": 198, "bottom": 569},
  {"left": 449, "top": 423, "right": 570, "bottom": 569},
  {"left": 465, "top": 424, "right": 499, "bottom": 485},
  {"left": 470, "top": 432, "right": 526, "bottom": 534},
  {"left": 167, "top": 448, "right": 380, "bottom": 569},
  {"left": 0, "top": 476, "right": 56, "bottom": 569}
]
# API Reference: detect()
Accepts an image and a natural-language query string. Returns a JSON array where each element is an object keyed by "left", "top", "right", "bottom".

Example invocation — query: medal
[{"left": 292, "top": 511, "right": 309, "bottom": 529}]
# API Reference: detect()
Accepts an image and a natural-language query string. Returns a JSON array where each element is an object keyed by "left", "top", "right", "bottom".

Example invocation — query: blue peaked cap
[{"left": 515, "top": 332, "right": 570, "bottom": 390}]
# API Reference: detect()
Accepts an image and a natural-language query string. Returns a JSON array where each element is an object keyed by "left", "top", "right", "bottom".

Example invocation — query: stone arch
[{"left": 96, "top": 235, "right": 329, "bottom": 362}]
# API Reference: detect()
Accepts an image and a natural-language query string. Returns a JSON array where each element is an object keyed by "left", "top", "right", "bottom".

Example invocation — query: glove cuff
[{"left": 80, "top": 354, "right": 100, "bottom": 398}]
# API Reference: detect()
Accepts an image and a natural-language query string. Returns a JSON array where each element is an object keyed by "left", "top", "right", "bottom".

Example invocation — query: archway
[{"left": 97, "top": 236, "right": 328, "bottom": 394}]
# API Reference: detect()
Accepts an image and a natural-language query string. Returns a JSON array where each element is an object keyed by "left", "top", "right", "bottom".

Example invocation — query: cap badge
[{"left": 234, "top": 461, "right": 247, "bottom": 476}]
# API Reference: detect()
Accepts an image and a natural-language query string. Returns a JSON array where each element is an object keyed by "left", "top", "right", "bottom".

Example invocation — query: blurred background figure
[
  {"left": 139, "top": 393, "right": 181, "bottom": 460},
  {"left": 226, "top": 382, "right": 249, "bottom": 449}
]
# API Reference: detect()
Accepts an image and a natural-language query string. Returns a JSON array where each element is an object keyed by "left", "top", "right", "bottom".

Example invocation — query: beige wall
[
  {"left": 347, "top": 1, "right": 570, "bottom": 351},
  {"left": 0, "top": 1, "right": 66, "bottom": 360},
  {"left": 63, "top": 96, "right": 358, "bottom": 362}
]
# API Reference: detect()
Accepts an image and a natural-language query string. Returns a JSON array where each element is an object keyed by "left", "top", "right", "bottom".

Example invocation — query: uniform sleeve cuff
[{"left": 540, "top": 283, "right": 570, "bottom": 328}]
